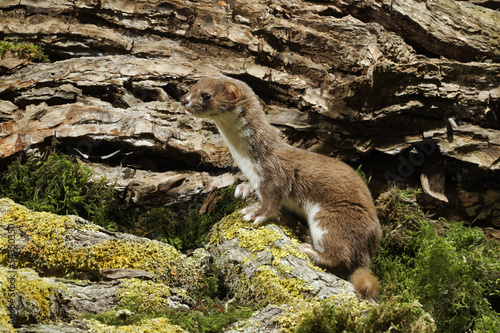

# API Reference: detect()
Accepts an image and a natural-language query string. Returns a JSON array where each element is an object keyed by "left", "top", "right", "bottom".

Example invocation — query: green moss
[
  {"left": 165, "top": 183, "right": 247, "bottom": 250},
  {"left": 295, "top": 293, "right": 435, "bottom": 333},
  {"left": 0, "top": 41, "right": 49, "bottom": 62},
  {"left": 372, "top": 189, "right": 500, "bottom": 333},
  {"left": 163, "top": 302, "right": 253, "bottom": 333},
  {"left": 0, "top": 154, "right": 118, "bottom": 230},
  {"left": 0, "top": 153, "right": 246, "bottom": 251}
]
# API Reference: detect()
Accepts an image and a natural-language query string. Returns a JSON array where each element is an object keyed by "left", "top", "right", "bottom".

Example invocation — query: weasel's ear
[{"left": 224, "top": 82, "right": 242, "bottom": 100}]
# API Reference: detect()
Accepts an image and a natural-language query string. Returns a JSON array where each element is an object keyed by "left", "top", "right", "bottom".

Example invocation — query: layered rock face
[{"left": 0, "top": 0, "right": 499, "bottom": 226}]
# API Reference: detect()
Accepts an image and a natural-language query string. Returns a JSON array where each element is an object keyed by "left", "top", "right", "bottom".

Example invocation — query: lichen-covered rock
[
  {"left": 0, "top": 267, "right": 68, "bottom": 329},
  {"left": 0, "top": 198, "right": 211, "bottom": 330},
  {"left": 16, "top": 323, "right": 88, "bottom": 333},
  {"left": 0, "top": 197, "right": 209, "bottom": 289},
  {"left": 224, "top": 304, "right": 294, "bottom": 333},
  {"left": 84, "top": 317, "right": 187, "bottom": 333},
  {"left": 206, "top": 211, "right": 356, "bottom": 307},
  {"left": 225, "top": 292, "right": 407, "bottom": 333},
  {"left": 0, "top": 267, "right": 195, "bottom": 330}
]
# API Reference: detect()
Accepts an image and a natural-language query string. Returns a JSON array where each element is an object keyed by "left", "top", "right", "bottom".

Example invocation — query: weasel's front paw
[
  {"left": 234, "top": 183, "right": 254, "bottom": 199},
  {"left": 241, "top": 206, "right": 266, "bottom": 226}
]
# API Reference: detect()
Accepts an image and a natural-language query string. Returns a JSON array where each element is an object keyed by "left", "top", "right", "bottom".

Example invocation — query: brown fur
[{"left": 180, "top": 75, "right": 382, "bottom": 298}]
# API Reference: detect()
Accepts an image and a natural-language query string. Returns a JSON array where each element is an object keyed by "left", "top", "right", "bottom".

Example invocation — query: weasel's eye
[{"left": 201, "top": 93, "right": 211, "bottom": 101}]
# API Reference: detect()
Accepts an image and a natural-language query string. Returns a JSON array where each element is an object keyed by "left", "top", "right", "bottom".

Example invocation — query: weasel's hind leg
[
  {"left": 301, "top": 243, "right": 379, "bottom": 298},
  {"left": 299, "top": 243, "right": 351, "bottom": 275}
]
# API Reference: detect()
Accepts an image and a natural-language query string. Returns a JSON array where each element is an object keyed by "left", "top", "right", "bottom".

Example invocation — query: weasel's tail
[{"left": 350, "top": 268, "right": 379, "bottom": 299}]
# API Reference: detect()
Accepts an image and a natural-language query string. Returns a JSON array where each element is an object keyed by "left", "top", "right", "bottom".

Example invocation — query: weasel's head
[{"left": 180, "top": 76, "right": 243, "bottom": 118}]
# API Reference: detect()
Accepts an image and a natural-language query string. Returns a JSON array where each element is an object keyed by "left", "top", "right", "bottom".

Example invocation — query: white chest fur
[{"left": 212, "top": 110, "right": 263, "bottom": 192}]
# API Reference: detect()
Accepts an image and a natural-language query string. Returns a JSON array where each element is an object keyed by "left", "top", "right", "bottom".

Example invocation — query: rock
[
  {"left": 225, "top": 305, "right": 292, "bottom": 333},
  {"left": 424, "top": 124, "right": 500, "bottom": 170},
  {"left": 99, "top": 268, "right": 156, "bottom": 280},
  {"left": 0, "top": 100, "right": 17, "bottom": 122},
  {"left": 0, "top": 197, "right": 209, "bottom": 288},
  {"left": 206, "top": 211, "right": 356, "bottom": 306},
  {"left": 335, "top": 0, "right": 500, "bottom": 62},
  {"left": 16, "top": 323, "right": 88, "bottom": 333},
  {"left": 420, "top": 157, "right": 448, "bottom": 203},
  {"left": 0, "top": 52, "right": 31, "bottom": 74},
  {"left": 0, "top": 197, "right": 440, "bottom": 332},
  {"left": 89, "top": 163, "right": 237, "bottom": 207},
  {"left": 0, "top": 198, "right": 357, "bottom": 332},
  {"left": 483, "top": 227, "right": 500, "bottom": 241}
]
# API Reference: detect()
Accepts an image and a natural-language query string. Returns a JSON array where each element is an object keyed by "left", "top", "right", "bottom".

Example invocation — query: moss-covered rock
[
  {"left": 6, "top": 191, "right": 493, "bottom": 332},
  {"left": 0, "top": 267, "right": 68, "bottom": 328},
  {"left": 84, "top": 317, "right": 187, "bottom": 332},
  {"left": 0, "top": 197, "right": 209, "bottom": 290},
  {"left": 207, "top": 209, "right": 439, "bottom": 333},
  {"left": 207, "top": 211, "right": 356, "bottom": 307}
]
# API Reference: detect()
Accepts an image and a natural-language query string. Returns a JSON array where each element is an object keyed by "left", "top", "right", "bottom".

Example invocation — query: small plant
[
  {"left": 372, "top": 189, "right": 500, "bottom": 333},
  {"left": 0, "top": 41, "right": 49, "bottom": 62},
  {"left": 355, "top": 164, "right": 372, "bottom": 185},
  {"left": 174, "top": 184, "right": 247, "bottom": 250},
  {"left": 124, "top": 183, "right": 246, "bottom": 250},
  {"left": 0, "top": 152, "right": 247, "bottom": 250},
  {"left": 0, "top": 154, "right": 118, "bottom": 229}
]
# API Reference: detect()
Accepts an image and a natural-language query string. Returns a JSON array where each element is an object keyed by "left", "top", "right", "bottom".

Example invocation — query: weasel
[{"left": 180, "top": 75, "right": 382, "bottom": 298}]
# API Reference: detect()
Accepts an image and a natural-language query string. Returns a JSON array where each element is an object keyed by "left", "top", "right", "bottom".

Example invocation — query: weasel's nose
[{"left": 180, "top": 96, "right": 188, "bottom": 106}]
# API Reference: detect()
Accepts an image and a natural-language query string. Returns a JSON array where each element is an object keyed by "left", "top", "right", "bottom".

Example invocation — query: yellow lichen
[
  {"left": 117, "top": 278, "right": 172, "bottom": 310},
  {"left": 0, "top": 301, "right": 15, "bottom": 333},
  {"left": 324, "top": 292, "right": 375, "bottom": 318},
  {"left": 237, "top": 225, "right": 284, "bottom": 252},
  {"left": 86, "top": 317, "right": 187, "bottom": 333},
  {"left": 272, "top": 300, "right": 320, "bottom": 333},
  {"left": 208, "top": 211, "right": 249, "bottom": 244},
  {"left": 252, "top": 267, "right": 313, "bottom": 305},
  {"left": 209, "top": 212, "right": 331, "bottom": 307},
  {"left": 0, "top": 267, "right": 67, "bottom": 327},
  {"left": 0, "top": 198, "right": 203, "bottom": 290},
  {"left": 210, "top": 211, "right": 323, "bottom": 271},
  {"left": 272, "top": 294, "right": 375, "bottom": 332}
]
